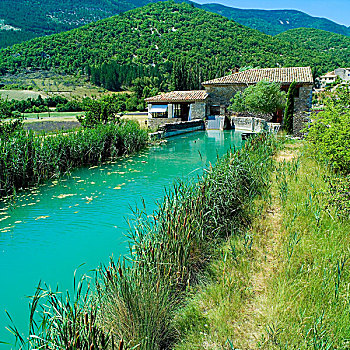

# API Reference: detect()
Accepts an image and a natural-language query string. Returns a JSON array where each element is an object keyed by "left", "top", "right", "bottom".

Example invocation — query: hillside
[
  {"left": 199, "top": 3, "right": 350, "bottom": 37},
  {"left": 1, "top": 1, "right": 345, "bottom": 82},
  {"left": 0, "top": 0, "right": 349, "bottom": 49},
  {"left": 276, "top": 28, "right": 350, "bottom": 70},
  {"left": 0, "top": 0, "right": 157, "bottom": 48}
]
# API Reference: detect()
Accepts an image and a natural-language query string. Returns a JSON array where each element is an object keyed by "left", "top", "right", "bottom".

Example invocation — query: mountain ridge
[
  {"left": 0, "top": 0, "right": 349, "bottom": 49},
  {"left": 197, "top": 3, "right": 350, "bottom": 37}
]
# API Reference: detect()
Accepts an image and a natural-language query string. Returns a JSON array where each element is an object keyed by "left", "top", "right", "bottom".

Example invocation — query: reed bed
[
  {"left": 0, "top": 120, "right": 148, "bottom": 198},
  {"left": 9, "top": 133, "right": 279, "bottom": 349}
]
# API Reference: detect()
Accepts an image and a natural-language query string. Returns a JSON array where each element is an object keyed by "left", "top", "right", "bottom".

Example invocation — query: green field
[{"left": 23, "top": 111, "right": 84, "bottom": 121}]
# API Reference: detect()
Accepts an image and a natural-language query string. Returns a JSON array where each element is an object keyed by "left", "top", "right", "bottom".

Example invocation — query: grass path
[
  {"left": 176, "top": 140, "right": 350, "bottom": 349},
  {"left": 231, "top": 142, "right": 300, "bottom": 349}
]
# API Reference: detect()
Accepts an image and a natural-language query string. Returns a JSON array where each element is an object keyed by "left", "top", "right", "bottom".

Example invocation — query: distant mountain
[
  {"left": 198, "top": 3, "right": 350, "bottom": 37},
  {"left": 0, "top": 1, "right": 347, "bottom": 82},
  {"left": 0, "top": 0, "right": 349, "bottom": 49}
]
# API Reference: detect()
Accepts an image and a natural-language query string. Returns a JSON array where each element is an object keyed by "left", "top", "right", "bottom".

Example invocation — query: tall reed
[{"left": 0, "top": 120, "right": 148, "bottom": 198}]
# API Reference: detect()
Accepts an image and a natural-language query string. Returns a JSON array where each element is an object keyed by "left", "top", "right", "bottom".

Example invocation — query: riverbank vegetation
[
  {"left": 9, "top": 133, "right": 280, "bottom": 349},
  {"left": 172, "top": 87, "right": 350, "bottom": 349},
  {"left": 0, "top": 120, "right": 147, "bottom": 199}
]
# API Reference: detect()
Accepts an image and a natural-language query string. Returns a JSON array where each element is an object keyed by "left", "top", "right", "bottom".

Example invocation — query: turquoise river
[{"left": 0, "top": 130, "right": 243, "bottom": 347}]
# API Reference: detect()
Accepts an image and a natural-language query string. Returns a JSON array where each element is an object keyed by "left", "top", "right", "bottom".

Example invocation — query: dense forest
[
  {"left": 0, "top": 0, "right": 151, "bottom": 48},
  {"left": 276, "top": 28, "right": 350, "bottom": 69},
  {"left": 0, "top": 0, "right": 349, "bottom": 49},
  {"left": 0, "top": 1, "right": 348, "bottom": 93}
]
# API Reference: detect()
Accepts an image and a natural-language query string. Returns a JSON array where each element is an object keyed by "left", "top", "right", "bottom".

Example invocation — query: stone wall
[
  {"left": 146, "top": 118, "right": 181, "bottom": 131},
  {"left": 191, "top": 102, "right": 206, "bottom": 119},
  {"left": 231, "top": 116, "right": 267, "bottom": 132},
  {"left": 205, "top": 84, "right": 246, "bottom": 108},
  {"left": 159, "top": 119, "right": 205, "bottom": 137},
  {"left": 293, "top": 84, "right": 313, "bottom": 135}
]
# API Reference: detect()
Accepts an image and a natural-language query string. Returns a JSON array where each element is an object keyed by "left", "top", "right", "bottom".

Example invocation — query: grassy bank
[
  {"left": 9, "top": 134, "right": 279, "bottom": 349},
  {"left": 0, "top": 120, "right": 148, "bottom": 198},
  {"left": 264, "top": 146, "right": 350, "bottom": 348},
  {"left": 174, "top": 141, "right": 350, "bottom": 349}
]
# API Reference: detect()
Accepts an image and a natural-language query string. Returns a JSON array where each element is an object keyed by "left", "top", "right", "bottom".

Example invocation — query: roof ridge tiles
[{"left": 202, "top": 66, "right": 313, "bottom": 85}]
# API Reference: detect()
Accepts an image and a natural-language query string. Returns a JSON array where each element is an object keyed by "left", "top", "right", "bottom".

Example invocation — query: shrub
[{"left": 306, "top": 90, "right": 350, "bottom": 173}]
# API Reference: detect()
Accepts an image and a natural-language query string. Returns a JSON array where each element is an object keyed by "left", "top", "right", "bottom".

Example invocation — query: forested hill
[
  {"left": 199, "top": 4, "right": 350, "bottom": 37},
  {"left": 0, "top": 2, "right": 299, "bottom": 72},
  {"left": 0, "top": 0, "right": 349, "bottom": 50},
  {"left": 0, "top": 0, "right": 156, "bottom": 48},
  {"left": 276, "top": 28, "right": 350, "bottom": 69}
]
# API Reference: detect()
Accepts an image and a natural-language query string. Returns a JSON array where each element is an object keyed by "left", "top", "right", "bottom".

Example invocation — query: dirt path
[{"left": 233, "top": 143, "right": 300, "bottom": 350}]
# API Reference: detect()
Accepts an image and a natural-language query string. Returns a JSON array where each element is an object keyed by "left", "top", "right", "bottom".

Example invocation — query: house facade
[
  {"left": 319, "top": 68, "right": 350, "bottom": 88},
  {"left": 145, "top": 67, "right": 314, "bottom": 133}
]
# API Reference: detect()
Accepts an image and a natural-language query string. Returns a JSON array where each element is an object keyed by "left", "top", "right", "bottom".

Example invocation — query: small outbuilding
[{"left": 145, "top": 90, "right": 208, "bottom": 121}]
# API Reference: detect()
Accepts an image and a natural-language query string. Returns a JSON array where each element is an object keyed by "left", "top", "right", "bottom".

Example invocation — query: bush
[{"left": 306, "top": 89, "right": 350, "bottom": 173}]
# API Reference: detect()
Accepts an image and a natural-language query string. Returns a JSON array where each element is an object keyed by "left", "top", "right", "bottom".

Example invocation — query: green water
[{"left": 0, "top": 130, "right": 242, "bottom": 347}]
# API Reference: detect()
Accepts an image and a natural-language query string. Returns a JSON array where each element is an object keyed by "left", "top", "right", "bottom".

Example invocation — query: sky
[{"left": 195, "top": 0, "right": 350, "bottom": 26}]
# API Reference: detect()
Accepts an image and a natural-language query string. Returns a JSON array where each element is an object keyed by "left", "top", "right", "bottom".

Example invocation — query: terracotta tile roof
[
  {"left": 320, "top": 71, "right": 336, "bottom": 78},
  {"left": 145, "top": 90, "right": 208, "bottom": 103},
  {"left": 202, "top": 67, "right": 313, "bottom": 86}
]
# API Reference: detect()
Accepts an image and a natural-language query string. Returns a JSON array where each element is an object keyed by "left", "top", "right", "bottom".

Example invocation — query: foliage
[
  {"left": 229, "top": 80, "right": 286, "bottom": 118},
  {"left": 276, "top": 28, "right": 350, "bottom": 77},
  {"left": 284, "top": 81, "right": 297, "bottom": 134},
  {"left": 1, "top": 0, "right": 349, "bottom": 49},
  {"left": 0, "top": 0, "right": 153, "bottom": 49},
  {"left": 0, "top": 121, "right": 148, "bottom": 198},
  {"left": 0, "top": 2, "right": 345, "bottom": 84},
  {"left": 306, "top": 85, "right": 350, "bottom": 173},
  {"left": 0, "top": 96, "right": 24, "bottom": 138},
  {"left": 268, "top": 148, "right": 350, "bottom": 348},
  {"left": 327, "top": 175, "right": 350, "bottom": 219},
  {"left": 8, "top": 278, "right": 112, "bottom": 349},
  {"left": 0, "top": 95, "right": 83, "bottom": 114},
  {"left": 10, "top": 134, "right": 279, "bottom": 349},
  {"left": 228, "top": 91, "right": 246, "bottom": 113},
  {"left": 78, "top": 93, "right": 142, "bottom": 127}
]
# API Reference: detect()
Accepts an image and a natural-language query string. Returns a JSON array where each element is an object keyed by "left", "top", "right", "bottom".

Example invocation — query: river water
[{"left": 0, "top": 130, "right": 242, "bottom": 347}]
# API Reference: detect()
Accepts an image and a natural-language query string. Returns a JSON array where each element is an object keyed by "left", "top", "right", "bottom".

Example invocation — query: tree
[
  {"left": 228, "top": 91, "right": 246, "bottom": 113},
  {"left": 229, "top": 80, "right": 286, "bottom": 120},
  {"left": 284, "top": 81, "right": 297, "bottom": 134},
  {"left": 78, "top": 95, "right": 122, "bottom": 128}
]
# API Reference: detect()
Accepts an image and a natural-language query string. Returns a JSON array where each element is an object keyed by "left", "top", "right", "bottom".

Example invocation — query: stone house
[
  {"left": 145, "top": 90, "right": 208, "bottom": 129},
  {"left": 319, "top": 68, "right": 350, "bottom": 88},
  {"left": 145, "top": 67, "right": 314, "bottom": 133}
]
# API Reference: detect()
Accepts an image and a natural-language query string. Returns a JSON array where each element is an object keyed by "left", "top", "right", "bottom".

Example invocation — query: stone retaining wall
[
  {"left": 159, "top": 119, "right": 205, "bottom": 137},
  {"left": 146, "top": 118, "right": 181, "bottom": 131}
]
